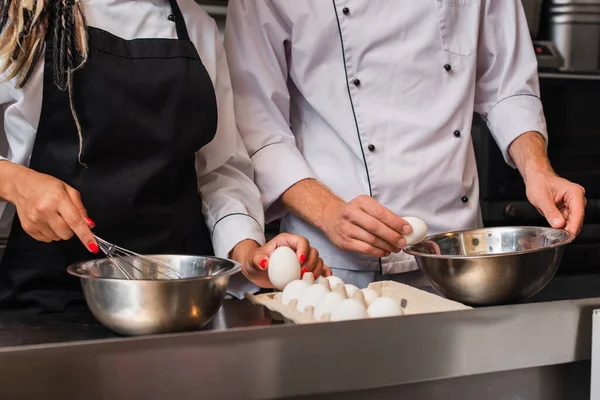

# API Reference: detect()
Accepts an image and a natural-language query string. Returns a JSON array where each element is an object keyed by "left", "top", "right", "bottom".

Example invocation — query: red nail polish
[
  {"left": 313, "top": 273, "right": 318, "bottom": 280},
  {"left": 260, "top": 259, "right": 268, "bottom": 270},
  {"left": 88, "top": 242, "right": 99, "bottom": 254},
  {"left": 85, "top": 218, "right": 96, "bottom": 228},
  {"left": 301, "top": 267, "right": 309, "bottom": 277},
  {"left": 299, "top": 253, "right": 307, "bottom": 263}
]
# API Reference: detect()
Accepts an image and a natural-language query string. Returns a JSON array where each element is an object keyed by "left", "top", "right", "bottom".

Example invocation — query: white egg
[
  {"left": 268, "top": 246, "right": 301, "bottom": 290},
  {"left": 402, "top": 216, "right": 429, "bottom": 246},
  {"left": 330, "top": 299, "right": 369, "bottom": 321},
  {"left": 281, "top": 280, "right": 311, "bottom": 305},
  {"left": 367, "top": 297, "right": 404, "bottom": 318},
  {"left": 313, "top": 291, "right": 345, "bottom": 320},
  {"left": 324, "top": 276, "right": 345, "bottom": 289},
  {"left": 361, "top": 288, "right": 380, "bottom": 306},
  {"left": 344, "top": 284, "right": 360, "bottom": 298},
  {"left": 297, "top": 284, "right": 330, "bottom": 313}
]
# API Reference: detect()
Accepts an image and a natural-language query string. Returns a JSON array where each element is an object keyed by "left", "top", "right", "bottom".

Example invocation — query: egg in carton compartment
[{"left": 245, "top": 278, "right": 471, "bottom": 324}]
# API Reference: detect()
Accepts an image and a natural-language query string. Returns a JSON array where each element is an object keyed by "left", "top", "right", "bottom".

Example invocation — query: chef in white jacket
[
  {"left": 0, "top": 0, "right": 327, "bottom": 314},
  {"left": 224, "top": 0, "right": 586, "bottom": 288}
]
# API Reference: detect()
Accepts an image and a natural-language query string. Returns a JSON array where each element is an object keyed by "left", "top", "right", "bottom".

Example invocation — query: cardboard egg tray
[{"left": 245, "top": 280, "right": 471, "bottom": 324}]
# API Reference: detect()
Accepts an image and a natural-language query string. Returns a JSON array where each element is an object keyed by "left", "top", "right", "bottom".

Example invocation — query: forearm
[
  {"left": 280, "top": 178, "right": 345, "bottom": 233},
  {"left": 508, "top": 131, "right": 554, "bottom": 184}
]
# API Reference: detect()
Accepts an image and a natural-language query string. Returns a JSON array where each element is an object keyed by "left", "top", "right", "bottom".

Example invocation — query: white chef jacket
[
  {"left": 0, "top": 0, "right": 266, "bottom": 267},
  {"left": 225, "top": 0, "right": 548, "bottom": 275}
]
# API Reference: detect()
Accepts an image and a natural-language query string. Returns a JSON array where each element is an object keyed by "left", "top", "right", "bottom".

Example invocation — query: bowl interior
[
  {"left": 67, "top": 255, "right": 241, "bottom": 281},
  {"left": 405, "top": 226, "right": 574, "bottom": 258}
]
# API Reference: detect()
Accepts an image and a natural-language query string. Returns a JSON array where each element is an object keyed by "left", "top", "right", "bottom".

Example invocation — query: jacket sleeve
[
  {"left": 224, "top": 0, "right": 317, "bottom": 222},
  {"left": 195, "top": 22, "right": 266, "bottom": 260},
  {"left": 474, "top": 0, "right": 548, "bottom": 168}
]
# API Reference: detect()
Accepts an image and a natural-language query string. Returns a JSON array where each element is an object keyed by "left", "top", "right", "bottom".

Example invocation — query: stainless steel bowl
[
  {"left": 67, "top": 255, "right": 241, "bottom": 336},
  {"left": 403, "top": 227, "right": 575, "bottom": 306}
]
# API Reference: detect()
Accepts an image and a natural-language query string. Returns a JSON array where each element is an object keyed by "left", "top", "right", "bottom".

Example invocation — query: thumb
[
  {"left": 535, "top": 194, "right": 566, "bottom": 229},
  {"left": 250, "top": 247, "right": 270, "bottom": 272}
]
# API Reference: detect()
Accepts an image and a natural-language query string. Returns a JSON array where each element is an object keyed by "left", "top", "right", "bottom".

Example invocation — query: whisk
[{"left": 94, "top": 236, "right": 181, "bottom": 280}]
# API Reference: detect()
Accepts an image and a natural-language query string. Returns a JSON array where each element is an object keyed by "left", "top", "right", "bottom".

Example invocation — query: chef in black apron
[{"left": 0, "top": 0, "right": 328, "bottom": 314}]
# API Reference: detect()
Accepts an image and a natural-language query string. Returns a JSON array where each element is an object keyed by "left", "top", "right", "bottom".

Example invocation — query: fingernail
[
  {"left": 398, "top": 239, "right": 407, "bottom": 248},
  {"left": 313, "top": 273, "right": 318, "bottom": 280},
  {"left": 402, "top": 225, "right": 412, "bottom": 235},
  {"left": 299, "top": 253, "right": 307, "bottom": 263},
  {"left": 88, "top": 242, "right": 99, "bottom": 254},
  {"left": 85, "top": 218, "right": 96, "bottom": 228},
  {"left": 551, "top": 218, "right": 563, "bottom": 227},
  {"left": 260, "top": 259, "right": 268, "bottom": 270},
  {"left": 301, "top": 267, "right": 309, "bottom": 277}
]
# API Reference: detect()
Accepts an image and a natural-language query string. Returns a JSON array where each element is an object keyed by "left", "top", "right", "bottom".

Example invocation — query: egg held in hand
[
  {"left": 268, "top": 246, "right": 301, "bottom": 290},
  {"left": 402, "top": 216, "right": 428, "bottom": 246}
]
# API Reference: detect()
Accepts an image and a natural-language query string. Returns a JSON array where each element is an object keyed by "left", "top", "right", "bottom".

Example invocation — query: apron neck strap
[{"left": 168, "top": 0, "right": 190, "bottom": 41}]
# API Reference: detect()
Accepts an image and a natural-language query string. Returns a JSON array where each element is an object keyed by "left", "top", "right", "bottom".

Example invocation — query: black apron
[{"left": 0, "top": 0, "right": 217, "bottom": 314}]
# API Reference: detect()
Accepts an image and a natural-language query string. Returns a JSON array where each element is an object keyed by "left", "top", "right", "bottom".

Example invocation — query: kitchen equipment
[
  {"left": 94, "top": 236, "right": 182, "bottom": 280},
  {"left": 403, "top": 226, "right": 575, "bottom": 306},
  {"left": 67, "top": 255, "right": 242, "bottom": 335},
  {"left": 523, "top": 0, "right": 544, "bottom": 37},
  {"left": 547, "top": 0, "right": 600, "bottom": 71}
]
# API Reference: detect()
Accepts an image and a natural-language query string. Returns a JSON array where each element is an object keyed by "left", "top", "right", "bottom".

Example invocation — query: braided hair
[{"left": 0, "top": 0, "right": 89, "bottom": 165}]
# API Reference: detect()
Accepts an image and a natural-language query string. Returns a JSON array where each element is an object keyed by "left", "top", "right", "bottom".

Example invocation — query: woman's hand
[
  {"left": 230, "top": 234, "right": 331, "bottom": 288},
  {"left": 0, "top": 161, "right": 98, "bottom": 252}
]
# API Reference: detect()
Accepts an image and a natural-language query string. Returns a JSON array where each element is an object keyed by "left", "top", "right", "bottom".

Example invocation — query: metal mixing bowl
[
  {"left": 67, "top": 255, "right": 241, "bottom": 336},
  {"left": 403, "top": 227, "right": 575, "bottom": 306}
]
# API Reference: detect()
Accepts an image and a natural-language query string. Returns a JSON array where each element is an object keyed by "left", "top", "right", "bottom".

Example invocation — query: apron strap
[{"left": 168, "top": 0, "right": 190, "bottom": 41}]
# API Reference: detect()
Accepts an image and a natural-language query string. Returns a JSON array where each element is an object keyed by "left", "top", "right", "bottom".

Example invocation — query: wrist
[
  {"left": 522, "top": 161, "right": 555, "bottom": 185},
  {"left": 0, "top": 161, "right": 25, "bottom": 203},
  {"left": 229, "top": 239, "right": 261, "bottom": 264},
  {"left": 317, "top": 197, "right": 346, "bottom": 234}
]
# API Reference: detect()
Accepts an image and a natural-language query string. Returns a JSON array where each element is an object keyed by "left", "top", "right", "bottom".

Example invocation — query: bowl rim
[
  {"left": 402, "top": 226, "right": 576, "bottom": 260},
  {"left": 66, "top": 254, "right": 242, "bottom": 282}
]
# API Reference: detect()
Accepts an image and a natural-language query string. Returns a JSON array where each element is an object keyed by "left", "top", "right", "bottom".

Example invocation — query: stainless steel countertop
[{"left": 0, "top": 274, "right": 598, "bottom": 399}]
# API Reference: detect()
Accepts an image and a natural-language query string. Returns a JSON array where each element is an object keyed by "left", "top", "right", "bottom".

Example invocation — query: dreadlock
[{"left": 0, "top": 0, "right": 89, "bottom": 165}]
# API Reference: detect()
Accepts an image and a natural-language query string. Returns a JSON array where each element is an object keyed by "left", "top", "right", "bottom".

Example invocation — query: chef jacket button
[
  {"left": 461, "top": 196, "right": 469, "bottom": 203},
  {"left": 353, "top": 79, "right": 361, "bottom": 86},
  {"left": 343, "top": 7, "right": 350, "bottom": 15},
  {"left": 368, "top": 144, "right": 376, "bottom": 152},
  {"left": 168, "top": 14, "right": 175, "bottom": 22},
  {"left": 453, "top": 130, "right": 461, "bottom": 138},
  {"left": 443, "top": 64, "right": 452, "bottom": 72}
]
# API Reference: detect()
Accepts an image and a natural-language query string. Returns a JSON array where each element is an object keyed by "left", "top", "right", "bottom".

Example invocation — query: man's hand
[
  {"left": 509, "top": 131, "right": 586, "bottom": 235},
  {"left": 323, "top": 195, "right": 412, "bottom": 257},
  {"left": 525, "top": 171, "right": 586, "bottom": 234},
  {"left": 281, "top": 179, "right": 412, "bottom": 258}
]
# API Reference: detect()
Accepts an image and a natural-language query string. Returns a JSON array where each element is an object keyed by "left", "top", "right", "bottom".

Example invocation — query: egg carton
[{"left": 245, "top": 280, "right": 471, "bottom": 325}]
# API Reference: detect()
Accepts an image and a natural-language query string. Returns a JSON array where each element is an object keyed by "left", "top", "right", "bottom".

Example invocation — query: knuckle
[
  {"left": 21, "top": 222, "right": 34, "bottom": 233},
  {"left": 365, "top": 222, "right": 379, "bottom": 233},
  {"left": 341, "top": 206, "right": 353, "bottom": 220},
  {"left": 28, "top": 212, "right": 39, "bottom": 223},
  {"left": 387, "top": 232, "right": 401, "bottom": 244},
  {"left": 66, "top": 214, "right": 83, "bottom": 228}
]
